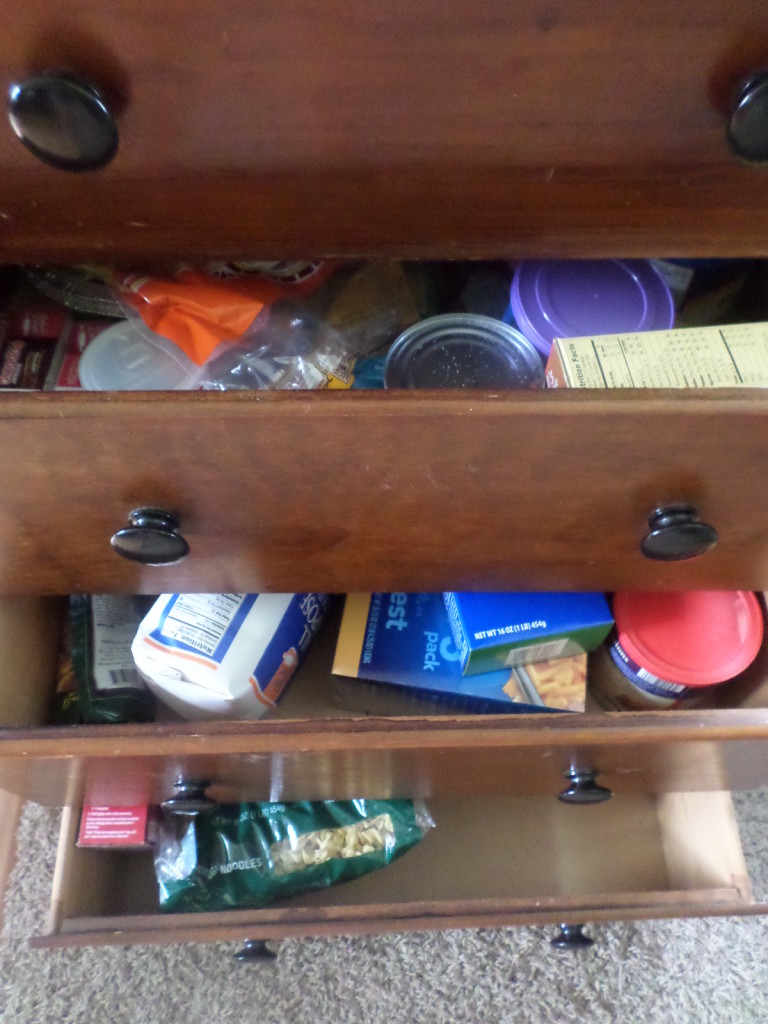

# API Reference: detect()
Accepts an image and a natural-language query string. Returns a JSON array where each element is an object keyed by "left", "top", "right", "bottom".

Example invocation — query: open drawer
[
  {"left": 6, "top": 596, "right": 768, "bottom": 805},
  {"left": 30, "top": 790, "right": 758, "bottom": 949}
]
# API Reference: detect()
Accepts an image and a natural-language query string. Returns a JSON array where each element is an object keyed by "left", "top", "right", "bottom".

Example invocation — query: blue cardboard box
[
  {"left": 332, "top": 593, "right": 587, "bottom": 713},
  {"left": 443, "top": 591, "right": 613, "bottom": 677}
]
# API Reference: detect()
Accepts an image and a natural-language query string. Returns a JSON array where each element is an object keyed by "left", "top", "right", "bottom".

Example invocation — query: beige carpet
[{"left": 2, "top": 793, "right": 768, "bottom": 1024}]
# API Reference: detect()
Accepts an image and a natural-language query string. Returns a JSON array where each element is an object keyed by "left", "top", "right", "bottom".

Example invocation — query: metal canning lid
[
  {"left": 205, "top": 260, "right": 325, "bottom": 283},
  {"left": 383, "top": 314, "right": 545, "bottom": 389}
]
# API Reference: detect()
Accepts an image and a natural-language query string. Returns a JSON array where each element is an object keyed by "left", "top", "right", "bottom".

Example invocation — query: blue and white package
[
  {"left": 444, "top": 591, "right": 613, "bottom": 677},
  {"left": 332, "top": 593, "right": 587, "bottom": 713},
  {"left": 132, "top": 593, "right": 330, "bottom": 720}
]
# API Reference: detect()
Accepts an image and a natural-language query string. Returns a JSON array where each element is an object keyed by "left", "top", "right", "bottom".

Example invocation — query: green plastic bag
[
  {"left": 152, "top": 799, "right": 433, "bottom": 913},
  {"left": 69, "top": 595, "right": 155, "bottom": 724}
]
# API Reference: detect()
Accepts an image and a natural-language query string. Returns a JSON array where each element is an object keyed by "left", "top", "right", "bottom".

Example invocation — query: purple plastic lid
[{"left": 509, "top": 260, "right": 675, "bottom": 357}]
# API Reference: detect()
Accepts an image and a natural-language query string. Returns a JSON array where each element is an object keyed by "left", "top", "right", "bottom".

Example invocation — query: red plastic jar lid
[{"left": 613, "top": 591, "right": 764, "bottom": 687}]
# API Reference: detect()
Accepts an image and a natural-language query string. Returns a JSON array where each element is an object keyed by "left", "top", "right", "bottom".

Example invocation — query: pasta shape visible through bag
[{"left": 269, "top": 813, "right": 395, "bottom": 875}]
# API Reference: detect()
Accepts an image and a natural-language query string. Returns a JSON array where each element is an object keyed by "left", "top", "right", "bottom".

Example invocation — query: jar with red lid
[{"left": 589, "top": 591, "right": 764, "bottom": 711}]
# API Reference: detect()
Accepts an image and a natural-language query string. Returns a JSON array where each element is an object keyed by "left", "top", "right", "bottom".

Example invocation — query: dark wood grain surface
[
  {"left": 2, "top": 709, "right": 768, "bottom": 807},
  {"left": 1, "top": 1, "right": 768, "bottom": 258},
  {"left": 34, "top": 896, "right": 766, "bottom": 949},
  {"left": 0, "top": 389, "right": 767, "bottom": 595}
]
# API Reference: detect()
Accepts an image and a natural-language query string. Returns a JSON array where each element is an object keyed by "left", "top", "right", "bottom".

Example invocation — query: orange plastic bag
[{"left": 115, "top": 270, "right": 286, "bottom": 366}]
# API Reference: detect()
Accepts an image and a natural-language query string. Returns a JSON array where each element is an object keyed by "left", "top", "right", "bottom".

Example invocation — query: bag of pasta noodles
[{"left": 152, "top": 799, "right": 434, "bottom": 913}]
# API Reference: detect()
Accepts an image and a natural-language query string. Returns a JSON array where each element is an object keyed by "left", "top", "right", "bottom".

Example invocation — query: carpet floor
[{"left": 2, "top": 792, "right": 768, "bottom": 1024}]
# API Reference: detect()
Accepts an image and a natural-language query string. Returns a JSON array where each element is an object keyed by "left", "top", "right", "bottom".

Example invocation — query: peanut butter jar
[{"left": 589, "top": 591, "right": 764, "bottom": 711}]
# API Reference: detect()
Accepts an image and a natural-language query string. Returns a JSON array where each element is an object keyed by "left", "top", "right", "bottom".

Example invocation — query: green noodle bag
[{"left": 152, "top": 799, "right": 433, "bottom": 913}]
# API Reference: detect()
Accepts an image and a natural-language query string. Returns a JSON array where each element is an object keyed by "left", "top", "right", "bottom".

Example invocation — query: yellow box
[{"left": 545, "top": 321, "right": 768, "bottom": 389}]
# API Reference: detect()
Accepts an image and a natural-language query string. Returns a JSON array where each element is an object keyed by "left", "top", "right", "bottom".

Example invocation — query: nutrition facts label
[
  {"left": 90, "top": 595, "right": 144, "bottom": 692},
  {"left": 157, "top": 594, "right": 248, "bottom": 658},
  {"left": 553, "top": 322, "right": 768, "bottom": 388}
]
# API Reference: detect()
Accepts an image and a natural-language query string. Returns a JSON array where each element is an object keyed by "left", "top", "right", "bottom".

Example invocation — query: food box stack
[
  {"left": 333, "top": 591, "right": 614, "bottom": 714},
  {"left": 0, "top": 303, "right": 67, "bottom": 390}
]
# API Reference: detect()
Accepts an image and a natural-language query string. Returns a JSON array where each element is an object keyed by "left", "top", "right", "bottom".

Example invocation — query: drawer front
[
  {"left": 32, "top": 793, "right": 755, "bottom": 948},
  {"left": 1, "top": 391, "right": 768, "bottom": 595},
  {"left": 4, "top": 597, "right": 768, "bottom": 810},
  {"left": 2, "top": 1, "right": 768, "bottom": 258},
  {"left": 4, "top": 715, "right": 768, "bottom": 808}
]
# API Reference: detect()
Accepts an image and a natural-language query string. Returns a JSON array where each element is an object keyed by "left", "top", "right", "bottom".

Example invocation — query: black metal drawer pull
[
  {"left": 160, "top": 779, "right": 217, "bottom": 816},
  {"left": 111, "top": 507, "right": 190, "bottom": 566},
  {"left": 558, "top": 769, "right": 613, "bottom": 805},
  {"left": 727, "top": 69, "right": 768, "bottom": 164},
  {"left": 640, "top": 504, "right": 718, "bottom": 562},
  {"left": 7, "top": 71, "right": 119, "bottom": 171},
  {"left": 550, "top": 924, "right": 595, "bottom": 950},
  {"left": 234, "top": 940, "right": 279, "bottom": 963}
]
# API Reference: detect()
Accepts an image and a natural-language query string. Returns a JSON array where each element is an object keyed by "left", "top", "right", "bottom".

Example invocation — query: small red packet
[
  {"left": 77, "top": 804, "right": 150, "bottom": 848},
  {"left": 49, "top": 318, "right": 114, "bottom": 390}
]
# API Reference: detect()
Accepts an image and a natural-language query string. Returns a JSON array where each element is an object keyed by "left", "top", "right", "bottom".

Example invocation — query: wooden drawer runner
[
  {"left": 2, "top": 390, "right": 768, "bottom": 595},
  {"left": 31, "top": 791, "right": 756, "bottom": 948}
]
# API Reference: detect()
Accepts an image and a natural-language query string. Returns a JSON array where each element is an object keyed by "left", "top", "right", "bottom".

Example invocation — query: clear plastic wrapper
[
  {"left": 198, "top": 301, "right": 357, "bottom": 390},
  {"left": 26, "top": 266, "right": 125, "bottom": 318},
  {"left": 111, "top": 268, "right": 284, "bottom": 366},
  {"left": 199, "top": 261, "right": 430, "bottom": 390},
  {"left": 113, "top": 261, "right": 427, "bottom": 388},
  {"left": 152, "top": 799, "right": 434, "bottom": 912}
]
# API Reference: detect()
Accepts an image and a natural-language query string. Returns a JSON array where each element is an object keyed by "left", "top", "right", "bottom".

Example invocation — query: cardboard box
[
  {"left": 46, "top": 318, "right": 113, "bottom": 390},
  {"left": 0, "top": 303, "right": 77, "bottom": 391},
  {"left": 0, "top": 335, "right": 57, "bottom": 389},
  {"left": 545, "top": 321, "right": 768, "bottom": 389},
  {"left": 9, "top": 304, "right": 67, "bottom": 340},
  {"left": 444, "top": 591, "right": 613, "bottom": 677},
  {"left": 77, "top": 804, "right": 150, "bottom": 848},
  {"left": 332, "top": 593, "right": 587, "bottom": 713}
]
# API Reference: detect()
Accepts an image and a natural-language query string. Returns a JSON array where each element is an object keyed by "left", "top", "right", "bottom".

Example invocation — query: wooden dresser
[{"left": 1, "top": 0, "right": 768, "bottom": 949}]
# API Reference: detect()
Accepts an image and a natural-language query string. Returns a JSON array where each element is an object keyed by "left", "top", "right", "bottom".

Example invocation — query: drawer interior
[
  {"left": 5, "top": 594, "right": 768, "bottom": 733},
  {"left": 39, "top": 790, "right": 751, "bottom": 947},
  {"left": 0, "top": 597, "right": 65, "bottom": 728}
]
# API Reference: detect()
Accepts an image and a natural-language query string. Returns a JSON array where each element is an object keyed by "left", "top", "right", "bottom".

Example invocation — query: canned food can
[{"left": 383, "top": 314, "right": 545, "bottom": 389}]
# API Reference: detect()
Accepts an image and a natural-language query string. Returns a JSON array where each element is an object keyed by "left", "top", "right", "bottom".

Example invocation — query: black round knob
[
  {"left": 640, "top": 503, "right": 718, "bottom": 562},
  {"left": 558, "top": 769, "right": 613, "bottom": 805},
  {"left": 727, "top": 70, "right": 768, "bottom": 164},
  {"left": 550, "top": 924, "right": 595, "bottom": 950},
  {"left": 160, "top": 779, "right": 217, "bottom": 816},
  {"left": 111, "top": 508, "right": 190, "bottom": 566},
  {"left": 7, "top": 72, "right": 118, "bottom": 172},
  {"left": 233, "top": 940, "right": 279, "bottom": 963}
]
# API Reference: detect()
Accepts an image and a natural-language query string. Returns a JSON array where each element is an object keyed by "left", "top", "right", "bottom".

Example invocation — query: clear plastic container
[{"left": 78, "top": 319, "right": 200, "bottom": 390}]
